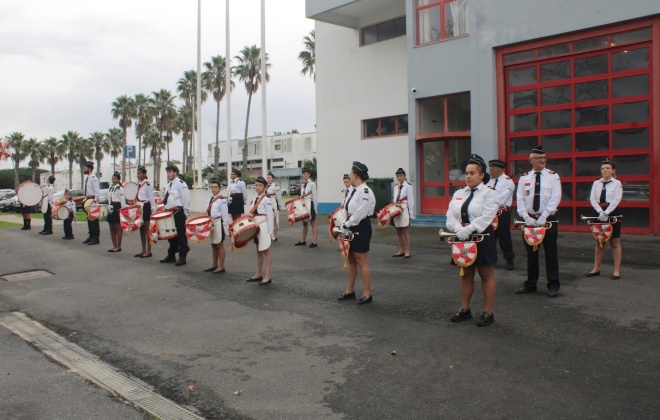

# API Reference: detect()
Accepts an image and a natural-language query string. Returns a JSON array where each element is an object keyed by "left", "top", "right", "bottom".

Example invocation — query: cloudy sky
[{"left": 0, "top": 0, "right": 316, "bottom": 170}]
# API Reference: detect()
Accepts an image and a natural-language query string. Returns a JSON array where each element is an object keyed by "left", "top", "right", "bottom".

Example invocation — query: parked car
[
  {"left": 54, "top": 189, "right": 86, "bottom": 210},
  {"left": 0, "top": 194, "right": 18, "bottom": 212},
  {"left": 0, "top": 191, "right": 16, "bottom": 202},
  {"left": 98, "top": 189, "right": 109, "bottom": 205},
  {"left": 288, "top": 184, "right": 301, "bottom": 196}
]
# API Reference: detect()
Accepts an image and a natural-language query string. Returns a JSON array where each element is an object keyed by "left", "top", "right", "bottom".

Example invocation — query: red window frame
[
  {"left": 415, "top": 0, "right": 466, "bottom": 46},
  {"left": 362, "top": 115, "right": 409, "bottom": 139}
]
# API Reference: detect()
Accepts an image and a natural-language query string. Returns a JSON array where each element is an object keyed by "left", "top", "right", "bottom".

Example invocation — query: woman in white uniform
[
  {"left": 266, "top": 172, "right": 281, "bottom": 241},
  {"left": 391, "top": 168, "right": 415, "bottom": 258},
  {"left": 246, "top": 177, "right": 275, "bottom": 286},
  {"left": 446, "top": 155, "right": 499, "bottom": 327},
  {"left": 135, "top": 166, "right": 156, "bottom": 258},
  {"left": 107, "top": 172, "right": 127, "bottom": 252},
  {"left": 204, "top": 180, "right": 230, "bottom": 274}
]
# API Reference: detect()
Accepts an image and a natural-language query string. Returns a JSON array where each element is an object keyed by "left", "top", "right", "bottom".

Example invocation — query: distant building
[{"left": 40, "top": 162, "right": 168, "bottom": 192}]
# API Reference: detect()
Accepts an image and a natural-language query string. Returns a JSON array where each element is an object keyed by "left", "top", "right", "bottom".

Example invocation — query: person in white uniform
[
  {"left": 486, "top": 159, "right": 516, "bottom": 270},
  {"left": 295, "top": 167, "right": 319, "bottom": 248},
  {"left": 266, "top": 172, "right": 281, "bottom": 241},
  {"left": 160, "top": 164, "right": 191, "bottom": 266},
  {"left": 246, "top": 177, "right": 275, "bottom": 286},
  {"left": 106, "top": 172, "right": 127, "bottom": 252},
  {"left": 134, "top": 166, "right": 157, "bottom": 258},
  {"left": 340, "top": 174, "right": 353, "bottom": 204},
  {"left": 204, "top": 180, "right": 230, "bottom": 274},
  {"left": 40, "top": 175, "right": 56, "bottom": 235},
  {"left": 83, "top": 161, "right": 101, "bottom": 245},
  {"left": 586, "top": 158, "right": 624, "bottom": 280},
  {"left": 228, "top": 168, "right": 248, "bottom": 221},
  {"left": 391, "top": 168, "right": 415, "bottom": 259},
  {"left": 446, "top": 155, "right": 500, "bottom": 327}
]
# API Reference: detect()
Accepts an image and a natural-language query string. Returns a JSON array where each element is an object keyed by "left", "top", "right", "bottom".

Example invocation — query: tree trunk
[
  {"left": 242, "top": 92, "right": 253, "bottom": 173},
  {"left": 137, "top": 135, "right": 142, "bottom": 167},
  {"left": 68, "top": 158, "right": 74, "bottom": 189},
  {"left": 96, "top": 156, "right": 101, "bottom": 178},
  {"left": 13, "top": 156, "right": 20, "bottom": 189},
  {"left": 79, "top": 163, "right": 84, "bottom": 189},
  {"left": 182, "top": 132, "right": 188, "bottom": 174},
  {"left": 50, "top": 156, "right": 55, "bottom": 177},
  {"left": 214, "top": 99, "right": 221, "bottom": 179},
  {"left": 121, "top": 124, "right": 127, "bottom": 182},
  {"left": 167, "top": 141, "right": 170, "bottom": 166},
  {"left": 32, "top": 168, "right": 36, "bottom": 182}
]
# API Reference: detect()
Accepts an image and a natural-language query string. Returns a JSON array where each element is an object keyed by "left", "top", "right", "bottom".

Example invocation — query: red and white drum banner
[
  {"left": 0, "top": 139, "right": 11, "bottom": 160},
  {"left": 338, "top": 238, "right": 351, "bottom": 270},
  {"left": 450, "top": 240, "right": 478, "bottom": 277},
  {"left": 120, "top": 205, "right": 143, "bottom": 233},
  {"left": 590, "top": 223, "right": 613, "bottom": 248},
  {"left": 522, "top": 226, "right": 546, "bottom": 252},
  {"left": 185, "top": 215, "right": 212, "bottom": 243},
  {"left": 491, "top": 216, "right": 499, "bottom": 231},
  {"left": 150, "top": 219, "right": 159, "bottom": 245}
]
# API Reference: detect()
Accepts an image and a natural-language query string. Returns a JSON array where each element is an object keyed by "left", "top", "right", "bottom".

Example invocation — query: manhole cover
[{"left": 2, "top": 270, "right": 53, "bottom": 281}]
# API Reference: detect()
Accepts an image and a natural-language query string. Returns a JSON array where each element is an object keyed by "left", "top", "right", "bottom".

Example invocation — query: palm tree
[
  {"left": 203, "top": 54, "right": 234, "bottom": 179},
  {"left": 107, "top": 128, "right": 123, "bottom": 172},
  {"left": 134, "top": 93, "right": 153, "bottom": 167},
  {"left": 88, "top": 132, "right": 108, "bottom": 178},
  {"left": 111, "top": 95, "right": 136, "bottom": 181},
  {"left": 232, "top": 45, "right": 271, "bottom": 172},
  {"left": 76, "top": 137, "right": 93, "bottom": 188},
  {"left": 6, "top": 132, "right": 26, "bottom": 188},
  {"left": 175, "top": 105, "right": 193, "bottom": 174},
  {"left": 42, "top": 136, "right": 64, "bottom": 176},
  {"left": 145, "top": 127, "right": 165, "bottom": 190},
  {"left": 150, "top": 89, "right": 177, "bottom": 164},
  {"left": 60, "top": 131, "right": 84, "bottom": 189},
  {"left": 298, "top": 29, "right": 315, "bottom": 81},
  {"left": 22, "top": 138, "right": 43, "bottom": 182},
  {"left": 176, "top": 70, "right": 208, "bottom": 173}
]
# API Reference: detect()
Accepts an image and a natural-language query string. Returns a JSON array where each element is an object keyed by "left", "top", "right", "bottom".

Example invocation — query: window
[
  {"left": 274, "top": 140, "right": 281, "bottom": 151},
  {"left": 418, "top": 92, "right": 470, "bottom": 135},
  {"left": 361, "top": 17, "right": 406, "bottom": 46},
  {"left": 416, "top": 0, "right": 467, "bottom": 45},
  {"left": 362, "top": 115, "right": 409, "bottom": 138}
]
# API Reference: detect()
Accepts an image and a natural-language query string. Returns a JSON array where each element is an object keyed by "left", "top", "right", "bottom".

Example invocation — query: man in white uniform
[{"left": 160, "top": 164, "right": 191, "bottom": 266}]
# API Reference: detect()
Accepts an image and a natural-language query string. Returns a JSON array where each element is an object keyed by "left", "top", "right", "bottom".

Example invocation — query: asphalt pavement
[{"left": 0, "top": 215, "right": 658, "bottom": 419}]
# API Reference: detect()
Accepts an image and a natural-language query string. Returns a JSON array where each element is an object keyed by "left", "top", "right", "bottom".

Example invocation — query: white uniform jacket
[
  {"left": 341, "top": 186, "right": 354, "bottom": 207},
  {"left": 84, "top": 174, "right": 100, "bottom": 200},
  {"left": 486, "top": 173, "right": 515, "bottom": 208},
  {"left": 590, "top": 178, "right": 623, "bottom": 215},
  {"left": 229, "top": 178, "right": 248, "bottom": 204},
  {"left": 300, "top": 180, "right": 318, "bottom": 213},
  {"left": 209, "top": 194, "right": 230, "bottom": 236},
  {"left": 343, "top": 185, "right": 375, "bottom": 228},
  {"left": 45, "top": 184, "right": 55, "bottom": 206},
  {"left": 392, "top": 181, "right": 415, "bottom": 219},
  {"left": 108, "top": 184, "right": 127, "bottom": 208},
  {"left": 516, "top": 168, "right": 562, "bottom": 219},
  {"left": 251, "top": 194, "right": 275, "bottom": 235},
  {"left": 136, "top": 180, "right": 157, "bottom": 208},
  {"left": 446, "top": 184, "right": 499, "bottom": 234},
  {"left": 164, "top": 177, "right": 191, "bottom": 217}
]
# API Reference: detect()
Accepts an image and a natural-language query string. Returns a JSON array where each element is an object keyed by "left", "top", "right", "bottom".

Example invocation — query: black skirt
[
  {"left": 141, "top": 201, "right": 152, "bottom": 222},
  {"left": 107, "top": 203, "right": 121, "bottom": 224},
  {"left": 349, "top": 217, "right": 372, "bottom": 254},
  {"left": 473, "top": 225, "right": 497, "bottom": 267},
  {"left": 228, "top": 193, "right": 244, "bottom": 215}
]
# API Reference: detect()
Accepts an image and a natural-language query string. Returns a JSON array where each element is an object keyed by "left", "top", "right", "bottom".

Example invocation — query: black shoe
[
  {"left": 337, "top": 291, "right": 356, "bottom": 301},
  {"left": 392, "top": 253, "right": 405, "bottom": 258},
  {"left": 43, "top": 231, "right": 53, "bottom": 235},
  {"left": 39, "top": 230, "right": 46, "bottom": 234},
  {"left": 258, "top": 279, "right": 272, "bottom": 286},
  {"left": 88, "top": 237, "right": 99, "bottom": 245},
  {"left": 506, "top": 259, "right": 514, "bottom": 270},
  {"left": 357, "top": 295, "right": 372, "bottom": 305},
  {"left": 246, "top": 276, "right": 263, "bottom": 282},
  {"left": 450, "top": 308, "right": 472, "bottom": 322},
  {"left": 83, "top": 237, "right": 91, "bottom": 244},
  {"left": 62, "top": 236, "right": 68, "bottom": 239},
  {"left": 585, "top": 271, "right": 600, "bottom": 277},
  {"left": 175, "top": 257, "right": 187, "bottom": 266},
  {"left": 294, "top": 241, "right": 306, "bottom": 246},
  {"left": 134, "top": 253, "right": 144, "bottom": 257},
  {"left": 203, "top": 267, "right": 218, "bottom": 272},
  {"left": 611, "top": 275, "right": 620, "bottom": 280},
  {"left": 139, "top": 253, "right": 152, "bottom": 258},
  {"left": 309, "top": 243, "right": 317, "bottom": 248},
  {"left": 515, "top": 285, "right": 537, "bottom": 294},
  {"left": 547, "top": 289, "right": 559, "bottom": 298},
  {"left": 212, "top": 268, "right": 226, "bottom": 274},
  {"left": 476, "top": 312, "right": 494, "bottom": 327},
  {"left": 160, "top": 255, "right": 176, "bottom": 263}
]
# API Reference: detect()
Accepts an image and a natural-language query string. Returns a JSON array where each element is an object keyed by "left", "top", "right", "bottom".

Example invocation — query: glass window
[
  {"left": 615, "top": 154, "right": 649, "bottom": 176},
  {"left": 509, "top": 89, "right": 537, "bottom": 109},
  {"left": 394, "top": 17, "right": 406, "bottom": 36},
  {"left": 550, "top": 158, "right": 572, "bottom": 178},
  {"left": 420, "top": 97, "right": 445, "bottom": 134},
  {"left": 575, "top": 80, "right": 609, "bottom": 102},
  {"left": 422, "top": 141, "right": 445, "bottom": 182},
  {"left": 574, "top": 55, "right": 608, "bottom": 77},
  {"left": 575, "top": 105, "right": 609, "bottom": 127},
  {"left": 621, "top": 182, "right": 650, "bottom": 202},
  {"left": 380, "top": 117, "right": 396, "bottom": 136},
  {"left": 378, "top": 21, "right": 395, "bottom": 41},
  {"left": 542, "top": 134, "right": 572, "bottom": 153},
  {"left": 541, "top": 85, "right": 571, "bottom": 106},
  {"left": 615, "top": 207, "right": 649, "bottom": 228},
  {"left": 613, "top": 128, "right": 649, "bottom": 150},
  {"left": 612, "top": 101, "right": 649, "bottom": 124},
  {"left": 444, "top": 0, "right": 467, "bottom": 38},
  {"left": 504, "top": 50, "right": 535, "bottom": 65},
  {"left": 510, "top": 136, "right": 538, "bottom": 156},
  {"left": 510, "top": 113, "right": 538, "bottom": 132},
  {"left": 540, "top": 61, "right": 571, "bottom": 82},
  {"left": 612, "top": 48, "right": 649, "bottom": 72},
  {"left": 362, "top": 25, "right": 378, "bottom": 45},
  {"left": 538, "top": 44, "right": 570, "bottom": 58},
  {"left": 561, "top": 183, "right": 573, "bottom": 202},
  {"left": 364, "top": 119, "right": 379, "bottom": 137},
  {"left": 510, "top": 160, "right": 534, "bottom": 178},
  {"left": 573, "top": 37, "right": 608, "bottom": 52},
  {"left": 555, "top": 207, "right": 574, "bottom": 225},
  {"left": 397, "top": 115, "right": 409, "bottom": 134},
  {"left": 576, "top": 183, "right": 593, "bottom": 201},
  {"left": 612, "top": 74, "right": 649, "bottom": 98},
  {"left": 575, "top": 131, "right": 608, "bottom": 152},
  {"left": 418, "top": 6, "right": 441, "bottom": 44},
  {"left": 611, "top": 28, "right": 651, "bottom": 46},
  {"left": 423, "top": 186, "right": 446, "bottom": 197},
  {"left": 508, "top": 66, "right": 536, "bottom": 87},
  {"left": 576, "top": 157, "right": 603, "bottom": 177},
  {"left": 447, "top": 93, "right": 471, "bottom": 131},
  {"left": 448, "top": 139, "right": 471, "bottom": 179},
  {"left": 541, "top": 110, "right": 572, "bottom": 130}
]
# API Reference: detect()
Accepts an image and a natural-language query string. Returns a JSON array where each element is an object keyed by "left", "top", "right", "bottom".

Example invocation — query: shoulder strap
[{"left": 249, "top": 194, "right": 267, "bottom": 214}]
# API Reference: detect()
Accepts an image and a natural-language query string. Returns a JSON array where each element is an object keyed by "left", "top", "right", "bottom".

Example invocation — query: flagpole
[
  {"left": 260, "top": 0, "right": 267, "bottom": 177},
  {"left": 225, "top": 0, "right": 232, "bottom": 187},
  {"left": 196, "top": 0, "right": 203, "bottom": 188}
]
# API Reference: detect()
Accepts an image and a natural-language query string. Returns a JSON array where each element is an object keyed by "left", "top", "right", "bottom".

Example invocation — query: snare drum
[
  {"left": 392, "top": 202, "right": 409, "bottom": 228},
  {"left": 151, "top": 211, "right": 177, "bottom": 240},
  {"left": 51, "top": 205, "right": 70, "bottom": 221},
  {"left": 328, "top": 207, "right": 347, "bottom": 240},
  {"left": 185, "top": 215, "right": 213, "bottom": 243},
  {"left": 229, "top": 215, "right": 259, "bottom": 249},
  {"left": 17, "top": 181, "right": 43, "bottom": 207},
  {"left": 377, "top": 203, "right": 402, "bottom": 227},
  {"left": 120, "top": 205, "right": 143, "bottom": 232},
  {"left": 124, "top": 182, "right": 138, "bottom": 202},
  {"left": 284, "top": 197, "right": 310, "bottom": 225},
  {"left": 86, "top": 202, "right": 107, "bottom": 221}
]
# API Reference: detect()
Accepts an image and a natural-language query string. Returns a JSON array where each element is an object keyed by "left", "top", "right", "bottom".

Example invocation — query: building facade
[{"left": 307, "top": 0, "right": 660, "bottom": 234}]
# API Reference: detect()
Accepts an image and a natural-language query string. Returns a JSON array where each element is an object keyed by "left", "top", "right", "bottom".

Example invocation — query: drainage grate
[
  {"left": 2, "top": 270, "right": 53, "bottom": 281},
  {"left": 0, "top": 312, "right": 205, "bottom": 420}
]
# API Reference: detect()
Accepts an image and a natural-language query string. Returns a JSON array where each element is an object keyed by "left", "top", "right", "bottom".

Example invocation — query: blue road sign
[{"left": 123, "top": 145, "right": 136, "bottom": 159}]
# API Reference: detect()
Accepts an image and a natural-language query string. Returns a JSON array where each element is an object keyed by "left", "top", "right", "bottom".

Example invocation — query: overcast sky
[{"left": 0, "top": 0, "right": 316, "bottom": 171}]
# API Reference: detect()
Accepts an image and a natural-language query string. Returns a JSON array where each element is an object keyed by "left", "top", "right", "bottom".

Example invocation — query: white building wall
[{"left": 315, "top": 22, "right": 408, "bottom": 212}]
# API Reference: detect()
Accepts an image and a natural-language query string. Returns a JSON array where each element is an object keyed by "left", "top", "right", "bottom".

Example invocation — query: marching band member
[
  {"left": 106, "top": 172, "right": 126, "bottom": 252},
  {"left": 446, "top": 155, "right": 499, "bottom": 327},
  {"left": 228, "top": 168, "right": 248, "bottom": 221},
  {"left": 205, "top": 180, "right": 230, "bottom": 274},
  {"left": 266, "top": 172, "right": 281, "bottom": 241},
  {"left": 40, "top": 175, "right": 55, "bottom": 235},
  {"left": 487, "top": 159, "right": 516, "bottom": 270},
  {"left": 160, "top": 164, "right": 190, "bottom": 267},
  {"left": 82, "top": 161, "right": 101, "bottom": 245},
  {"left": 62, "top": 189, "right": 76, "bottom": 240},
  {"left": 134, "top": 166, "right": 157, "bottom": 258},
  {"left": 337, "top": 162, "right": 376, "bottom": 305},
  {"left": 341, "top": 173, "right": 353, "bottom": 204},
  {"left": 586, "top": 158, "right": 623, "bottom": 279},
  {"left": 295, "top": 167, "right": 319, "bottom": 248},
  {"left": 391, "top": 168, "right": 415, "bottom": 259},
  {"left": 515, "top": 145, "right": 562, "bottom": 297},
  {"left": 246, "top": 177, "right": 275, "bottom": 286}
]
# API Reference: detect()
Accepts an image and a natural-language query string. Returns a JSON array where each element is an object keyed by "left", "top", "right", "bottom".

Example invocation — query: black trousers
[
  {"left": 494, "top": 210, "right": 515, "bottom": 261},
  {"left": 87, "top": 218, "right": 100, "bottom": 238},
  {"left": 167, "top": 210, "right": 189, "bottom": 257},
  {"left": 64, "top": 215, "right": 73, "bottom": 238},
  {"left": 523, "top": 216, "right": 559, "bottom": 291},
  {"left": 228, "top": 193, "right": 244, "bottom": 220},
  {"left": 43, "top": 204, "right": 52, "bottom": 232}
]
